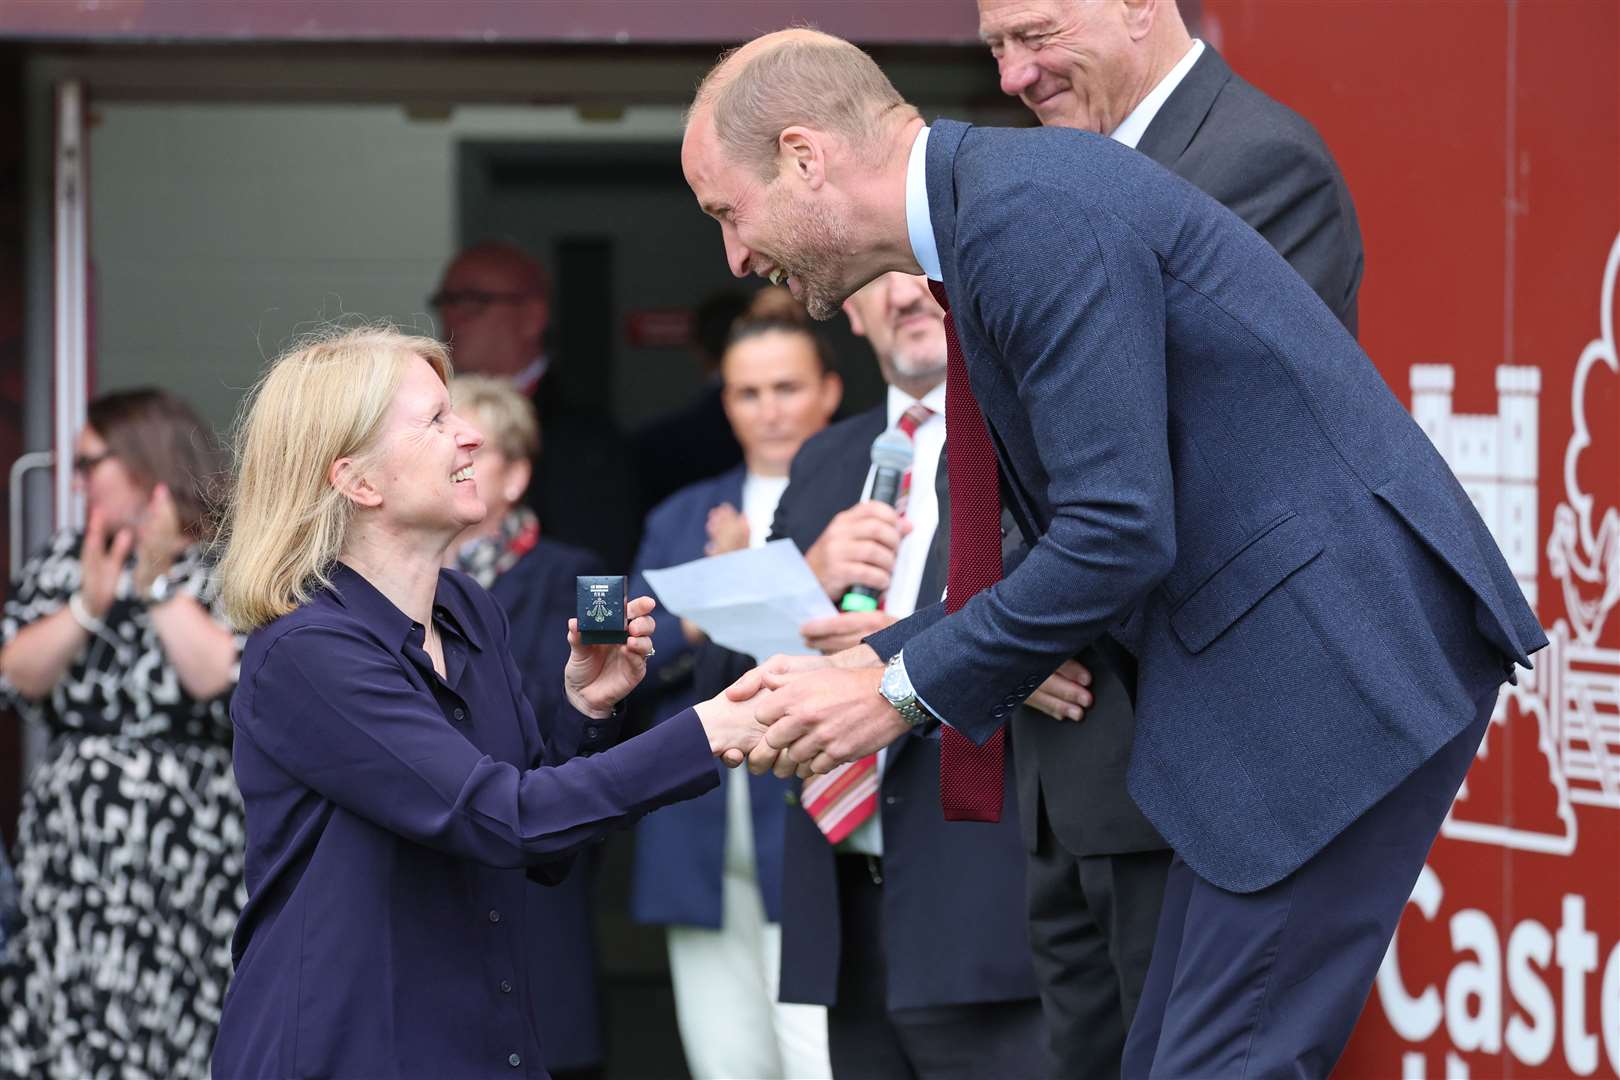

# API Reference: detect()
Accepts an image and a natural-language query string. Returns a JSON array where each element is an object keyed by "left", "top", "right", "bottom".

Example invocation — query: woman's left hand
[{"left": 564, "top": 595, "right": 657, "bottom": 719}]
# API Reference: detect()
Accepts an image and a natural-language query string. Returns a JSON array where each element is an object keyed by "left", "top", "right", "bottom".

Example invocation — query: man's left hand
[
  {"left": 747, "top": 664, "right": 909, "bottom": 779},
  {"left": 799, "top": 609, "right": 896, "bottom": 655}
]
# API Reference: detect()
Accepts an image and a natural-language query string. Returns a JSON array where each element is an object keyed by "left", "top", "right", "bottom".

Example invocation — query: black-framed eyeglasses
[
  {"left": 427, "top": 289, "right": 534, "bottom": 312},
  {"left": 71, "top": 451, "right": 113, "bottom": 476}
]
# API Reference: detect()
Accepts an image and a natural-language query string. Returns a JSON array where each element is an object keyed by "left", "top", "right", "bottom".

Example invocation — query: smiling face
[
  {"left": 720, "top": 328, "right": 842, "bottom": 476},
  {"left": 682, "top": 110, "right": 861, "bottom": 322},
  {"left": 843, "top": 272, "right": 947, "bottom": 394},
  {"left": 345, "top": 355, "right": 487, "bottom": 544},
  {"left": 978, "top": 0, "right": 1151, "bottom": 134}
]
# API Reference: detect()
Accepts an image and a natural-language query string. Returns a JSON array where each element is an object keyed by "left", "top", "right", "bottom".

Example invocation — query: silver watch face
[{"left": 880, "top": 655, "right": 911, "bottom": 704}]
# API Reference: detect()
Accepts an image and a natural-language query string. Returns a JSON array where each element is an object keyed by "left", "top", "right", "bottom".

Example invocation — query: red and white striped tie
[{"left": 802, "top": 401, "right": 935, "bottom": 843}]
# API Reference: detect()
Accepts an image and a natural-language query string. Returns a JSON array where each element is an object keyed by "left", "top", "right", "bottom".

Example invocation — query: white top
[
  {"left": 741, "top": 472, "right": 791, "bottom": 550},
  {"left": 1108, "top": 39, "right": 1205, "bottom": 150},
  {"left": 905, "top": 125, "right": 942, "bottom": 282}
]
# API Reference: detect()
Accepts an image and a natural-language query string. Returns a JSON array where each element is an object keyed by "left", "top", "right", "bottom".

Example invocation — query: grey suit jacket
[
  {"left": 1011, "top": 45, "right": 1366, "bottom": 858},
  {"left": 868, "top": 120, "right": 1543, "bottom": 893}
]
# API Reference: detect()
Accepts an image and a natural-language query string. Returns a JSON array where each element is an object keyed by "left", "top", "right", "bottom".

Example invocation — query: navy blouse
[{"left": 213, "top": 562, "right": 719, "bottom": 1079}]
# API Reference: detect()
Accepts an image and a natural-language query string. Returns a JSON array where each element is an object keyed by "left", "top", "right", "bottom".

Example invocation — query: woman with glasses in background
[{"left": 0, "top": 388, "right": 244, "bottom": 1080}]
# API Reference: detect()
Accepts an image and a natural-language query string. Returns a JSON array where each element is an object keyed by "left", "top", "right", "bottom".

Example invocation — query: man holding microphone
[{"left": 770, "top": 271, "right": 1052, "bottom": 1078}]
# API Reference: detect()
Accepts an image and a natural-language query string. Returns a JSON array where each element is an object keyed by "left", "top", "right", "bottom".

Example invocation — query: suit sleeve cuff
[{"left": 863, "top": 601, "right": 948, "bottom": 662}]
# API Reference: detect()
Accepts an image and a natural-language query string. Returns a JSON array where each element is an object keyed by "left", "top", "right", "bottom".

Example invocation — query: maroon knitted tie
[{"left": 929, "top": 281, "right": 1005, "bottom": 823}]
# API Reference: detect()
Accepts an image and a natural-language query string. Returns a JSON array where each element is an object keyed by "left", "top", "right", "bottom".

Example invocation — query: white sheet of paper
[{"left": 642, "top": 539, "right": 837, "bottom": 661}]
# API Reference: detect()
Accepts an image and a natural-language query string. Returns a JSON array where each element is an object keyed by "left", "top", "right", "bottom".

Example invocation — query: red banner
[{"left": 1211, "top": 1, "right": 1619, "bottom": 1074}]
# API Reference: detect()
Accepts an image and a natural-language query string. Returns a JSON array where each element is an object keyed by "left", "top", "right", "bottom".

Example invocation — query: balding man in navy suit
[{"left": 681, "top": 29, "right": 1545, "bottom": 1078}]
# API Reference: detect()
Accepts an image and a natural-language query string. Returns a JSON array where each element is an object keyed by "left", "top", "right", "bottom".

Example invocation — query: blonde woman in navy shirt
[{"left": 212, "top": 326, "right": 764, "bottom": 1079}]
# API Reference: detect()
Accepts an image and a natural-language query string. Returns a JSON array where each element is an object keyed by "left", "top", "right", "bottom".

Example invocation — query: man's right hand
[{"left": 803, "top": 501, "right": 911, "bottom": 601}]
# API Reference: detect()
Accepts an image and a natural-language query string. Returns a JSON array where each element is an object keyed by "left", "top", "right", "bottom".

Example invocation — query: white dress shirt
[
  {"left": 905, "top": 125, "right": 942, "bottom": 283},
  {"left": 841, "top": 381, "right": 948, "bottom": 856},
  {"left": 1108, "top": 39, "right": 1205, "bottom": 150},
  {"left": 865, "top": 382, "right": 949, "bottom": 618}
]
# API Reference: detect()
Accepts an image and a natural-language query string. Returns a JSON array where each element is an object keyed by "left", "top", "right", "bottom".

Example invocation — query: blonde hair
[
  {"left": 217, "top": 325, "right": 451, "bottom": 631},
  {"left": 449, "top": 374, "right": 541, "bottom": 461},
  {"left": 692, "top": 30, "right": 916, "bottom": 180}
]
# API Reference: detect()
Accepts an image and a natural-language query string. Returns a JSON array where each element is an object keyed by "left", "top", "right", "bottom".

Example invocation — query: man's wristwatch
[{"left": 879, "top": 651, "right": 932, "bottom": 728}]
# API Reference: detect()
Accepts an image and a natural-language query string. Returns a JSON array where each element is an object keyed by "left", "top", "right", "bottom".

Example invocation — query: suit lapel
[{"left": 1134, "top": 46, "right": 1234, "bottom": 168}]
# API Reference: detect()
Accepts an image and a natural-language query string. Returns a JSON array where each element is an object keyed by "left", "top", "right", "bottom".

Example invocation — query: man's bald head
[
  {"left": 442, "top": 242, "right": 551, "bottom": 301},
  {"left": 690, "top": 28, "right": 917, "bottom": 180}
]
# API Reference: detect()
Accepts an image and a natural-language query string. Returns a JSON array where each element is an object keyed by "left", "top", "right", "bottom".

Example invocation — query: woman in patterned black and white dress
[{"left": 0, "top": 389, "right": 245, "bottom": 1080}]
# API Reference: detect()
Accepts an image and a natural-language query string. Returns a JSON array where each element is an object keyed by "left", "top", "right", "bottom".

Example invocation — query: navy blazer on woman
[
  {"left": 216, "top": 563, "right": 718, "bottom": 1079},
  {"left": 628, "top": 466, "right": 793, "bottom": 928},
  {"left": 769, "top": 408, "right": 1039, "bottom": 1011},
  {"left": 488, "top": 536, "right": 608, "bottom": 1071},
  {"left": 866, "top": 120, "right": 1544, "bottom": 895}
]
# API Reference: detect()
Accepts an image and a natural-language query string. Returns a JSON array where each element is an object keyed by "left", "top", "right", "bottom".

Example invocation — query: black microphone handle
[
  {"left": 868, "top": 465, "right": 903, "bottom": 510},
  {"left": 840, "top": 465, "right": 905, "bottom": 609}
]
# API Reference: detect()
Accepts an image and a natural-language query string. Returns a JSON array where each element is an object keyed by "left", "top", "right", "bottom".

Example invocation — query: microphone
[{"left": 839, "top": 429, "right": 914, "bottom": 613}]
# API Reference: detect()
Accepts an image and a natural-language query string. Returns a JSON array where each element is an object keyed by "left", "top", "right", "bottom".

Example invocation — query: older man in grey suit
[
  {"left": 973, "top": 2, "right": 1365, "bottom": 1072},
  {"left": 683, "top": 28, "right": 1543, "bottom": 1078}
]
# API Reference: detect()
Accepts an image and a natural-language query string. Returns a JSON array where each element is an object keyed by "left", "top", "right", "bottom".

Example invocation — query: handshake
[
  {"left": 681, "top": 499, "right": 1098, "bottom": 778},
  {"left": 693, "top": 644, "right": 906, "bottom": 779},
  {"left": 566, "top": 496, "right": 1101, "bottom": 778},
  {"left": 563, "top": 594, "right": 912, "bottom": 778}
]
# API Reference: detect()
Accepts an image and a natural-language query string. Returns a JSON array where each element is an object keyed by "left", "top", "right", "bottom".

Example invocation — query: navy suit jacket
[
  {"left": 770, "top": 407, "right": 1038, "bottom": 1011},
  {"left": 1012, "top": 44, "right": 1368, "bottom": 861},
  {"left": 488, "top": 537, "right": 606, "bottom": 1070},
  {"left": 867, "top": 120, "right": 1546, "bottom": 894},
  {"left": 628, "top": 466, "right": 794, "bottom": 927}
]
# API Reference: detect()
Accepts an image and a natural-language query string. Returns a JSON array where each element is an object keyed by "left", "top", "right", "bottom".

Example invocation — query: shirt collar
[
  {"left": 326, "top": 561, "right": 483, "bottom": 655},
  {"left": 512, "top": 355, "right": 549, "bottom": 397},
  {"left": 905, "top": 125, "right": 942, "bottom": 282},
  {"left": 1109, "top": 39, "right": 1205, "bottom": 150},
  {"left": 885, "top": 380, "right": 948, "bottom": 429}
]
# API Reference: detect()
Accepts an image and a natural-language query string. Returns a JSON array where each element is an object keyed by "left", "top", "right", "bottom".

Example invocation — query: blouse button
[
  {"left": 488, "top": 909, "right": 502, "bottom": 924},
  {"left": 453, "top": 707, "right": 466, "bottom": 721},
  {"left": 585, "top": 725, "right": 600, "bottom": 740},
  {"left": 508, "top": 1052, "right": 522, "bottom": 1067},
  {"left": 500, "top": 979, "right": 513, "bottom": 994}
]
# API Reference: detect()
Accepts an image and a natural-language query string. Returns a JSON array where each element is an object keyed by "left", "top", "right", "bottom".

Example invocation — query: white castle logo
[{"left": 1418, "top": 231, "right": 1620, "bottom": 856}]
